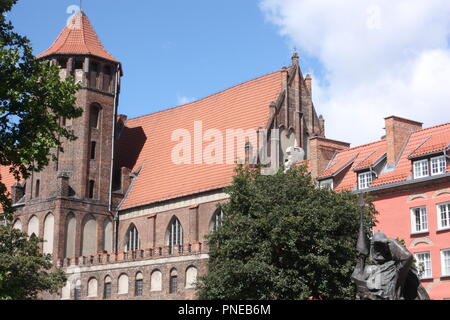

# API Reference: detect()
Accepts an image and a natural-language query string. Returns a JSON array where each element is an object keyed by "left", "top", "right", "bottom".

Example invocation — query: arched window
[
  {"left": 103, "top": 276, "right": 112, "bottom": 299},
  {"left": 118, "top": 274, "right": 129, "bottom": 295},
  {"left": 185, "top": 266, "right": 198, "bottom": 289},
  {"left": 87, "top": 278, "right": 98, "bottom": 297},
  {"left": 169, "top": 269, "right": 178, "bottom": 294},
  {"left": 13, "top": 219, "right": 22, "bottom": 231},
  {"left": 81, "top": 216, "right": 97, "bottom": 256},
  {"left": 61, "top": 280, "right": 71, "bottom": 300},
  {"left": 43, "top": 213, "right": 54, "bottom": 255},
  {"left": 74, "top": 279, "right": 81, "bottom": 300},
  {"left": 210, "top": 208, "right": 226, "bottom": 231},
  {"left": 27, "top": 215, "right": 39, "bottom": 237},
  {"left": 135, "top": 272, "right": 144, "bottom": 297},
  {"left": 65, "top": 213, "right": 76, "bottom": 258},
  {"left": 150, "top": 270, "right": 162, "bottom": 292},
  {"left": 90, "top": 104, "right": 100, "bottom": 129},
  {"left": 103, "top": 219, "right": 113, "bottom": 253},
  {"left": 167, "top": 217, "right": 183, "bottom": 254},
  {"left": 125, "top": 224, "right": 140, "bottom": 252}
]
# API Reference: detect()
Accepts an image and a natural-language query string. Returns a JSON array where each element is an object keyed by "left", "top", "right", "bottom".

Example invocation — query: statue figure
[
  {"left": 284, "top": 146, "right": 305, "bottom": 173},
  {"left": 351, "top": 195, "right": 430, "bottom": 300}
]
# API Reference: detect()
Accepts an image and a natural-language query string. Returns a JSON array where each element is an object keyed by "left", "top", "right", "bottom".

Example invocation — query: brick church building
[{"left": 2, "top": 10, "right": 449, "bottom": 300}]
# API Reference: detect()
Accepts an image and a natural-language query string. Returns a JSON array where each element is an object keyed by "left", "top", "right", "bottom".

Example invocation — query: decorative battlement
[{"left": 57, "top": 242, "right": 204, "bottom": 268}]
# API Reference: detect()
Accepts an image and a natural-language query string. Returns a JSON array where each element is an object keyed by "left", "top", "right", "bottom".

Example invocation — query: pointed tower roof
[{"left": 37, "top": 10, "right": 118, "bottom": 63}]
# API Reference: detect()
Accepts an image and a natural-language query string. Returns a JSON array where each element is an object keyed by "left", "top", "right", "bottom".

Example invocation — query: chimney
[
  {"left": 385, "top": 116, "right": 423, "bottom": 165},
  {"left": 309, "top": 137, "right": 350, "bottom": 179},
  {"left": 57, "top": 171, "right": 71, "bottom": 197},
  {"left": 305, "top": 74, "right": 312, "bottom": 95}
]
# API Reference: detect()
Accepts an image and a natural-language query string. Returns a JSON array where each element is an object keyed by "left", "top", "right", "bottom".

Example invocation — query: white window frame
[
  {"left": 410, "top": 206, "right": 428, "bottom": 234},
  {"left": 431, "top": 155, "right": 446, "bottom": 176},
  {"left": 437, "top": 202, "right": 450, "bottom": 231},
  {"left": 358, "top": 172, "right": 373, "bottom": 190},
  {"left": 319, "top": 179, "right": 334, "bottom": 190},
  {"left": 441, "top": 249, "right": 450, "bottom": 277},
  {"left": 415, "top": 252, "right": 432, "bottom": 279},
  {"left": 413, "top": 159, "right": 429, "bottom": 179}
]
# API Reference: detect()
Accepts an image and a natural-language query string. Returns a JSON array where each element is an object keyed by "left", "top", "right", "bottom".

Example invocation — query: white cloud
[
  {"left": 177, "top": 95, "right": 196, "bottom": 105},
  {"left": 260, "top": 0, "right": 450, "bottom": 145}
]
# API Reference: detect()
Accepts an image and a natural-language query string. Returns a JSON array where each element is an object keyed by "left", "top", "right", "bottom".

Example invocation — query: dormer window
[
  {"left": 413, "top": 155, "right": 446, "bottom": 179},
  {"left": 413, "top": 159, "right": 429, "bottom": 178},
  {"left": 431, "top": 155, "right": 446, "bottom": 175},
  {"left": 358, "top": 172, "right": 373, "bottom": 190},
  {"left": 319, "top": 178, "right": 334, "bottom": 190}
]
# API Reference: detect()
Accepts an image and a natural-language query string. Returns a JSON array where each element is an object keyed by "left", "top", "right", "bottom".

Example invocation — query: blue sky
[
  {"left": 8, "top": 1, "right": 450, "bottom": 145},
  {"left": 9, "top": 0, "right": 319, "bottom": 120}
]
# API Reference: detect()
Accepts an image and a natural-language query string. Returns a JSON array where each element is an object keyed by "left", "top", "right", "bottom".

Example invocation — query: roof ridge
[
  {"left": 126, "top": 69, "right": 282, "bottom": 123},
  {"left": 415, "top": 122, "right": 450, "bottom": 134},
  {"left": 339, "top": 139, "right": 385, "bottom": 153}
]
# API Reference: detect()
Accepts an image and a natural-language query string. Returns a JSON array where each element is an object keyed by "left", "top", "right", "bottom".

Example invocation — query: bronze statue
[{"left": 351, "top": 194, "right": 430, "bottom": 300}]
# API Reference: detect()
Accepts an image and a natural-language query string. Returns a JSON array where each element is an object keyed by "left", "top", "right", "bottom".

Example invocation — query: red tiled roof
[
  {"left": 320, "top": 122, "right": 450, "bottom": 191},
  {"left": 0, "top": 166, "right": 18, "bottom": 213},
  {"left": 116, "top": 70, "right": 283, "bottom": 210},
  {"left": 37, "top": 10, "right": 118, "bottom": 62},
  {"left": 319, "top": 140, "right": 387, "bottom": 191},
  {"left": 371, "top": 122, "right": 450, "bottom": 187}
]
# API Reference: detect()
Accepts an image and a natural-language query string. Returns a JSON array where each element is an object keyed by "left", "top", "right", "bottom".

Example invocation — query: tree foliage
[
  {"left": 0, "top": 0, "right": 82, "bottom": 218},
  {"left": 197, "top": 165, "right": 377, "bottom": 300},
  {"left": 0, "top": 225, "right": 66, "bottom": 300}
]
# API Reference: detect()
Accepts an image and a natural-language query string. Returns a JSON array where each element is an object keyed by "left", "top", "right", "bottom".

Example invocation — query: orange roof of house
[
  {"left": 371, "top": 122, "right": 450, "bottom": 187},
  {"left": 319, "top": 122, "right": 450, "bottom": 191},
  {"left": 116, "top": 70, "right": 283, "bottom": 210},
  {"left": 0, "top": 166, "right": 18, "bottom": 214},
  {"left": 319, "top": 140, "right": 387, "bottom": 192},
  {"left": 37, "top": 10, "right": 118, "bottom": 62}
]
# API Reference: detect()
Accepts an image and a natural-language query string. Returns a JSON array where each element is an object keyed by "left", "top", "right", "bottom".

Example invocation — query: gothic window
[
  {"left": 81, "top": 216, "right": 97, "bottom": 256},
  {"left": 150, "top": 270, "right": 162, "bottom": 292},
  {"left": 185, "top": 266, "right": 198, "bottom": 289},
  {"left": 43, "top": 213, "right": 54, "bottom": 255},
  {"left": 167, "top": 218, "right": 183, "bottom": 254},
  {"left": 65, "top": 213, "right": 76, "bottom": 258},
  {"left": 87, "top": 278, "right": 98, "bottom": 297},
  {"left": 27, "top": 215, "right": 39, "bottom": 237},
  {"left": 13, "top": 219, "right": 22, "bottom": 231},
  {"left": 103, "top": 219, "right": 113, "bottom": 253},
  {"left": 169, "top": 269, "right": 178, "bottom": 294},
  {"left": 74, "top": 279, "right": 81, "bottom": 300},
  {"left": 135, "top": 272, "right": 144, "bottom": 297},
  {"left": 103, "top": 276, "right": 112, "bottom": 299},
  {"left": 125, "top": 224, "right": 140, "bottom": 252},
  {"left": 118, "top": 274, "right": 129, "bottom": 295},
  {"left": 211, "top": 208, "right": 226, "bottom": 231}
]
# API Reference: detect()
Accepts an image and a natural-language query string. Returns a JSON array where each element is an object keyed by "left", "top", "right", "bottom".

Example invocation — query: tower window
[
  {"left": 90, "top": 141, "right": 96, "bottom": 160},
  {"left": 90, "top": 62, "right": 99, "bottom": 89},
  {"left": 90, "top": 105, "right": 100, "bottom": 129},
  {"left": 35, "top": 179, "right": 40, "bottom": 198},
  {"left": 74, "top": 60, "right": 84, "bottom": 70},
  {"left": 57, "top": 58, "right": 68, "bottom": 69},
  {"left": 169, "top": 269, "right": 178, "bottom": 294},
  {"left": 103, "top": 66, "right": 112, "bottom": 92},
  {"left": 88, "top": 180, "right": 95, "bottom": 199}
]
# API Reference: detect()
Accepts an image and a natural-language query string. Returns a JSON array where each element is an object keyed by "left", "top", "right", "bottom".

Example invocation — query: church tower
[{"left": 12, "top": 10, "right": 122, "bottom": 261}]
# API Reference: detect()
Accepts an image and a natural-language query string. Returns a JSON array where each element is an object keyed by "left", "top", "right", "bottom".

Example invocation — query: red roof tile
[
  {"left": 0, "top": 166, "right": 18, "bottom": 214},
  {"left": 116, "top": 70, "right": 283, "bottom": 210},
  {"left": 321, "top": 122, "right": 450, "bottom": 191},
  {"left": 371, "top": 122, "right": 450, "bottom": 187},
  {"left": 37, "top": 10, "right": 117, "bottom": 62}
]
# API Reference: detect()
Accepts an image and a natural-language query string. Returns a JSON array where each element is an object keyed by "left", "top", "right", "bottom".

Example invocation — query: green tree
[
  {"left": 0, "top": 226, "right": 66, "bottom": 300},
  {"left": 197, "top": 165, "right": 377, "bottom": 300},
  {"left": 0, "top": 0, "right": 82, "bottom": 218}
]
